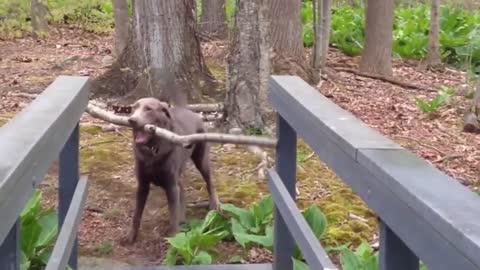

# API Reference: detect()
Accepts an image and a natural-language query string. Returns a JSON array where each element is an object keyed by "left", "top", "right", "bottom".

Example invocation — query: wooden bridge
[{"left": 1, "top": 75, "right": 480, "bottom": 270}]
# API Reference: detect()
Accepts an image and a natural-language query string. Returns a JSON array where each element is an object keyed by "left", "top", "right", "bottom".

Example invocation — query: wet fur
[{"left": 123, "top": 97, "right": 220, "bottom": 244}]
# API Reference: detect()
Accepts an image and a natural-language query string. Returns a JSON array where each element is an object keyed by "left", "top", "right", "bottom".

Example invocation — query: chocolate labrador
[{"left": 123, "top": 97, "right": 220, "bottom": 244}]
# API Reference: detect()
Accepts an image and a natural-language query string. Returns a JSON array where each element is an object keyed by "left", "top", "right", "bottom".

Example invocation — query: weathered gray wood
[
  {"left": 46, "top": 176, "right": 89, "bottom": 270},
  {"left": 268, "top": 170, "right": 337, "bottom": 270},
  {"left": 268, "top": 75, "right": 480, "bottom": 270},
  {"left": 379, "top": 221, "right": 419, "bottom": 270},
  {"left": 273, "top": 115, "right": 296, "bottom": 270},
  {"left": 0, "top": 221, "right": 19, "bottom": 270},
  {"left": 0, "top": 76, "right": 90, "bottom": 244},
  {"left": 268, "top": 75, "right": 402, "bottom": 159},
  {"left": 125, "top": 264, "right": 272, "bottom": 270},
  {"left": 59, "top": 123, "right": 80, "bottom": 269}
]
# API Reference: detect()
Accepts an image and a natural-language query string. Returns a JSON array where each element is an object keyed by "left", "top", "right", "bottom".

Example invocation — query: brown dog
[{"left": 123, "top": 97, "right": 220, "bottom": 244}]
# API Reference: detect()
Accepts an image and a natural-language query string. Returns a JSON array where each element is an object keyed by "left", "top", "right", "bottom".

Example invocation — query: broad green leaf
[
  {"left": 20, "top": 191, "right": 42, "bottom": 224},
  {"left": 191, "top": 251, "right": 212, "bottom": 265},
  {"left": 166, "top": 233, "right": 190, "bottom": 251},
  {"left": 36, "top": 211, "right": 58, "bottom": 248},
  {"left": 293, "top": 258, "right": 310, "bottom": 270},
  {"left": 20, "top": 251, "right": 30, "bottom": 270},
  {"left": 231, "top": 219, "right": 248, "bottom": 247},
  {"left": 340, "top": 248, "right": 362, "bottom": 270},
  {"left": 303, "top": 205, "right": 328, "bottom": 239},
  {"left": 20, "top": 220, "right": 42, "bottom": 258},
  {"left": 163, "top": 247, "right": 178, "bottom": 266},
  {"left": 221, "top": 204, "right": 254, "bottom": 229},
  {"left": 38, "top": 249, "right": 52, "bottom": 265},
  {"left": 355, "top": 241, "right": 374, "bottom": 259}
]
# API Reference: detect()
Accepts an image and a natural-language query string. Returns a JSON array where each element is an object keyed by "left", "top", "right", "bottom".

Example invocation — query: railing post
[
  {"left": 273, "top": 114, "right": 297, "bottom": 270},
  {"left": 379, "top": 220, "right": 419, "bottom": 270},
  {"left": 58, "top": 123, "right": 80, "bottom": 269},
  {"left": 0, "top": 221, "right": 20, "bottom": 270}
]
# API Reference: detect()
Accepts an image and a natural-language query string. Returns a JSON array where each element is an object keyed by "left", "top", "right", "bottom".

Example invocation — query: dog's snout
[{"left": 128, "top": 117, "right": 138, "bottom": 127}]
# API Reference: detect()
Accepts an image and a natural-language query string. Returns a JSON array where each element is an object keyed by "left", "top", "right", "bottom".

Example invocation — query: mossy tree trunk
[
  {"left": 313, "top": 0, "right": 332, "bottom": 70},
  {"left": 115, "top": 0, "right": 215, "bottom": 104},
  {"left": 225, "top": 0, "right": 270, "bottom": 131},
  {"left": 359, "top": 0, "right": 394, "bottom": 77},
  {"left": 200, "top": 0, "right": 228, "bottom": 39},
  {"left": 30, "top": 0, "right": 49, "bottom": 38},
  {"left": 113, "top": 0, "right": 129, "bottom": 56},
  {"left": 265, "top": 0, "right": 319, "bottom": 85},
  {"left": 424, "top": 0, "right": 442, "bottom": 69}
]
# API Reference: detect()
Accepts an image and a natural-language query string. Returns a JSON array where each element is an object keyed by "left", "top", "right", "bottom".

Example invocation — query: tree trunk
[
  {"left": 225, "top": 0, "right": 270, "bottom": 131},
  {"left": 359, "top": 0, "right": 394, "bottom": 77},
  {"left": 200, "top": 0, "right": 228, "bottom": 39},
  {"left": 30, "top": 0, "right": 49, "bottom": 38},
  {"left": 313, "top": 0, "right": 332, "bottom": 69},
  {"left": 463, "top": 82, "right": 480, "bottom": 133},
  {"left": 266, "top": 0, "right": 319, "bottom": 85},
  {"left": 112, "top": 0, "right": 214, "bottom": 104},
  {"left": 113, "top": 0, "right": 129, "bottom": 56},
  {"left": 424, "top": 0, "right": 442, "bottom": 69}
]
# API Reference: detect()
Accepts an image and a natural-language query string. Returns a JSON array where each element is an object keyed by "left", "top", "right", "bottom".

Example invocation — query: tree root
[{"left": 332, "top": 67, "right": 438, "bottom": 92}]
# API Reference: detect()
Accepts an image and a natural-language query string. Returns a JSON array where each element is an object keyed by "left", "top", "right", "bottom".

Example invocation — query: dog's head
[{"left": 128, "top": 97, "right": 172, "bottom": 146}]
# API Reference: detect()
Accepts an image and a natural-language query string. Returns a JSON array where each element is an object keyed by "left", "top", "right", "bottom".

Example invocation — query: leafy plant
[
  {"left": 20, "top": 190, "right": 60, "bottom": 270},
  {"left": 163, "top": 210, "right": 230, "bottom": 265},
  {"left": 415, "top": 86, "right": 455, "bottom": 116}
]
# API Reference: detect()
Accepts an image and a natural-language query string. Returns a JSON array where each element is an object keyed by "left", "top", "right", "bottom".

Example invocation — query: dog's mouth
[{"left": 133, "top": 130, "right": 153, "bottom": 145}]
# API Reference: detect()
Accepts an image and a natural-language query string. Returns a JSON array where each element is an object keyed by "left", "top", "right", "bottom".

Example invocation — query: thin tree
[
  {"left": 265, "top": 0, "right": 319, "bottom": 84},
  {"left": 97, "top": 0, "right": 215, "bottom": 104},
  {"left": 313, "top": 0, "right": 332, "bottom": 70},
  {"left": 30, "top": 0, "right": 49, "bottom": 38},
  {"left": 424, "top": 0, "right": 442, "bottom": 69},
  {"left": 200, "top": 0, "right": 228, "bottom": 39},
  {"left": 112, "top": 0, "right": 129, "bottom": 56},
  {"left": 225, "top": 0, "right": 270, "bottom": 131},
  {"left": 359, "top": 0, "right": 395, "bottom": 77}
]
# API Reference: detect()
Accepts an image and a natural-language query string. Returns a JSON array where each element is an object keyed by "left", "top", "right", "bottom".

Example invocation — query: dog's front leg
[
  {"left": 123, "top": 181, "right": 150, "bottom": 245},
  {"left": 165, "top": 182, "right": 180, "bottom": 236}
]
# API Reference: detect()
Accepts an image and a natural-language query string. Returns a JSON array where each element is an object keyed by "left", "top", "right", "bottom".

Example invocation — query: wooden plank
[
  {"left": 268, "top": 75, "right": 480, "bottom": 270},
  {"left": 359, "top": 149, "right": 480, "bottom": 269},
  {"left": 379, "top": 221, "right": 419, "bottom": 270},
  {"left": 45, "top": 176, "right": 89, "bottom": 270},
  {"left": 268, "top": 75, "right": 402, "bottom": 160},
  {"left": 125, "top": 263, "right": 272, "bottom": 270},
  {"left": 268, "top": 170, "right": 338, "bottom": 270},
  {"left": 0, "top": 76, "right": 90, "bottom": 244},
  {"left": 273, "top": 115, "right": 297, "bottom": 270},
  {"left": 59, "top": 124, "right": 80, "bottom": 269},
  {"left": 0, "top": 221, "right": 19, "bottom": 270}
]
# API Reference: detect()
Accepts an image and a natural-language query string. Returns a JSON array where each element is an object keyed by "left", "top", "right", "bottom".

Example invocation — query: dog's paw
[
  {"left": 209, "top": 197, "right": 221, "bottom": 210},
  {"left": 119, "top": 232, "right": 137, "bottom": 246}
]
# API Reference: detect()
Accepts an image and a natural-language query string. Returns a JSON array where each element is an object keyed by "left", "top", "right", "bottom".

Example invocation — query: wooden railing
[
  {"left": 0, "top": 76, "right": 90, "bottom": 270},
  {"left": 267, "top": 75, "right": 480, "bottom": 270},
  {"left": 3, "top": 74, "right": 480, "bottom": 270}
]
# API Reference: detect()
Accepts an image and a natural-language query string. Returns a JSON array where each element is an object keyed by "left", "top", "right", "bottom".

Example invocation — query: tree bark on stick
[
  {"left": 200, "top": 0, "right": 228, "bottom": 39},
  {"left": 424, "top": 0, "right": 442, "bottom": 69},
  {"left": 359, "top": 0, "right": 395, "bottom": 77},
  {"left": 85, "top": 104, "right": 277, "bottom": 147},
  {"left": 113, "top": 0, "right": 129, "bottom": 56},
  {"left": 225, "top": 0, "right": 271, "bottom": 131}
]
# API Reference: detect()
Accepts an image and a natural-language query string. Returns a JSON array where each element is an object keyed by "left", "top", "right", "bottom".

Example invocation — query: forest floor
[{"left": 0, "top": 28, "right": 479, "bottom": 267}]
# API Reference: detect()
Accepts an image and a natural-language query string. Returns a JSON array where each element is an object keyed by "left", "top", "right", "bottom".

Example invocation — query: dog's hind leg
[
  {"left": 178, "top": 179, "right": 187, "bottom": 224},
  {"left": 191, "top": 142, "right": 220, "bottom": 210}
]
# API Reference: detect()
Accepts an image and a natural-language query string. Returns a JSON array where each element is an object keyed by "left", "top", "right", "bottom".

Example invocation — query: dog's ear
[{"left": 161, "top": 107, "right": 171, "bottom": 119}]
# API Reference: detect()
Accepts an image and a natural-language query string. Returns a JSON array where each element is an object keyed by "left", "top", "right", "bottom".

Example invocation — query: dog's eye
[{"left": 144, "top": 106, "right": 152, "bottom": 111}]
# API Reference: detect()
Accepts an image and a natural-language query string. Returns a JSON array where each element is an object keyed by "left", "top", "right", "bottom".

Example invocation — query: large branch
[
  {"left": 332, "top": 67, "right": 438, "bottom": 92},
  {"left": 85, "top": 104, "right": 277, "bottom": 148}
]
